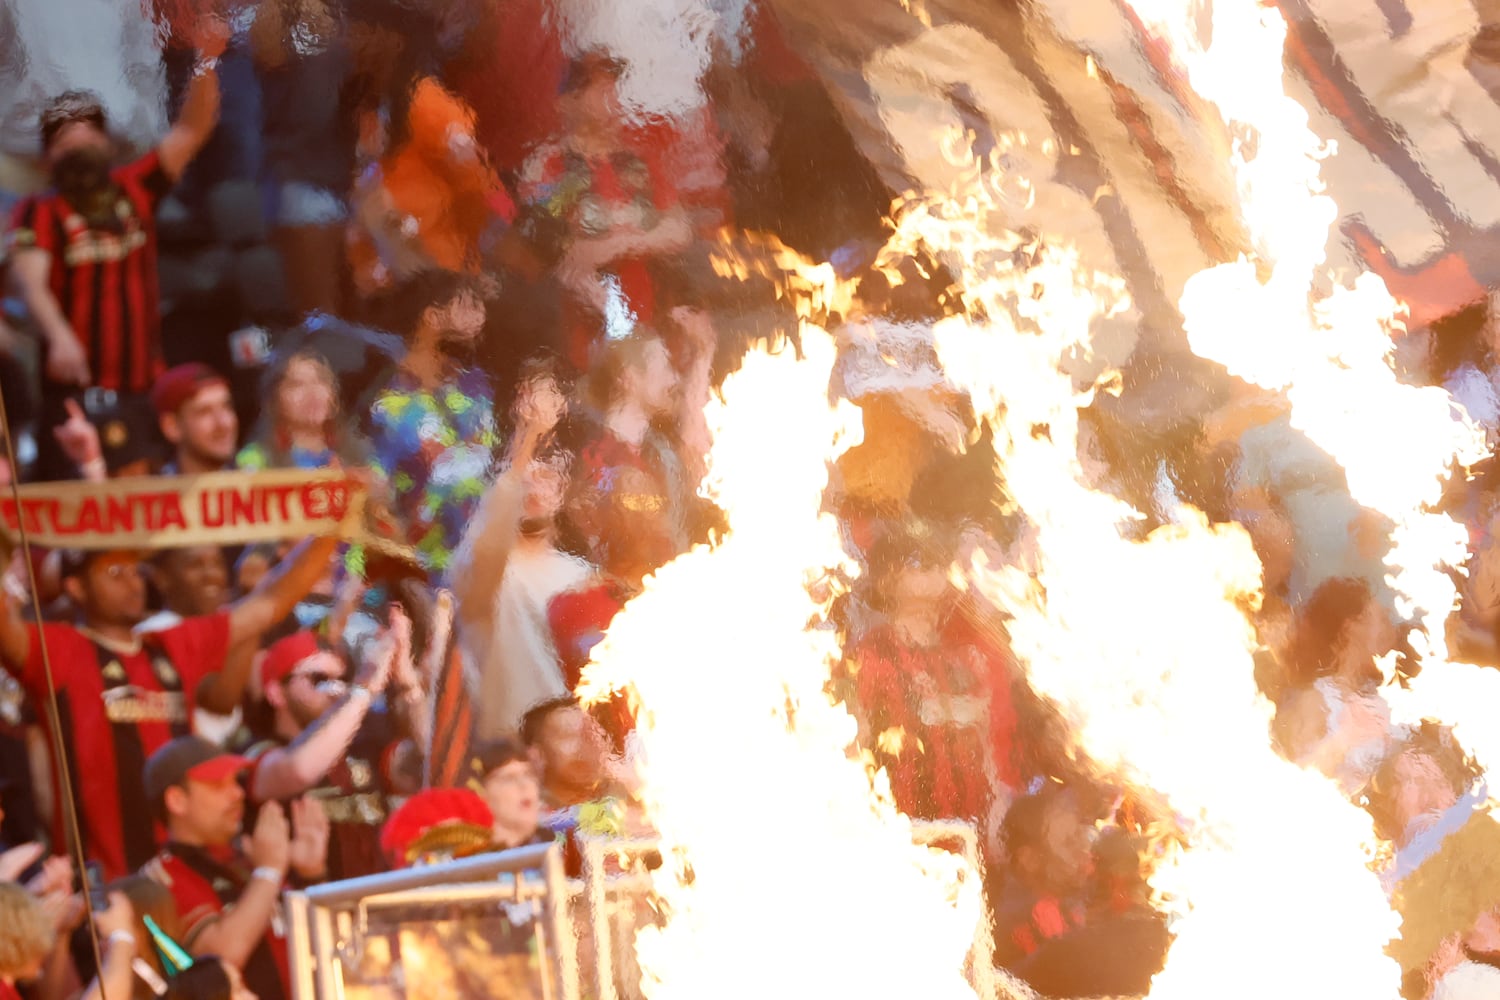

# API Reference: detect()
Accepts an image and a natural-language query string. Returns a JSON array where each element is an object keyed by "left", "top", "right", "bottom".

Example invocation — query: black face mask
[
  {"left": 51, "top": 147, "right": 116, "bottom": 220},
  {"left": 439, "top": 332, "right": 479, "bottom": 368}
]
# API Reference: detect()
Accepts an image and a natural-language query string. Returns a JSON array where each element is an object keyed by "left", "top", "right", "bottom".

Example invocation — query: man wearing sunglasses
[{"left": 243, "top": 624, "right": 414, "bottom": 881}]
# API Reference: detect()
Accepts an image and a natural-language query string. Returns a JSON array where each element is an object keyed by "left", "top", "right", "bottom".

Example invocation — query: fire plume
[{"left": 576, "top": 322, "right": 984, "bottom": 999}]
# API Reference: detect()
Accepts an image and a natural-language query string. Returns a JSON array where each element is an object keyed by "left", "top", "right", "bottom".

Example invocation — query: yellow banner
[{"left": 0, "top": 469, "right": 405, "bottom": 554}]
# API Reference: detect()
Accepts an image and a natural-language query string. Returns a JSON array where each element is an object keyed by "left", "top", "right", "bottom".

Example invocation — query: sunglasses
[{"left": 289, "top": 671, "right": 344, "bottom": 688}]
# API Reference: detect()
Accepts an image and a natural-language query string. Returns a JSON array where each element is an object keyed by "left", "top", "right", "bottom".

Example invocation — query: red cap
[
  {"left": 151, "top": 363, "right": 227, "bottom": 417},
  {"left": 145, "top": 736, "right": 249, "bottom": 808},
  {"left": 380, "top": 788, "right": 495, "bottom": 868},
  {"left": 258, "top": 631, "right": 324, "bottom": 692}
]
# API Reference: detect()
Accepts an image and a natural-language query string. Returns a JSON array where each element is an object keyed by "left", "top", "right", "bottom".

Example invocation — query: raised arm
[
  {"left": 249, "top": 636, "right": 393, "bottom": 803},
  {"left": 450, "top": 380, "right": 563, "bottom": 635},
  {"left": 157, "top": 19, "right": 227, "bottom": 181},
  {"left": 226, "top": 535, "right": 340, "bottom": 649},
  {"left": 195, "top": 639, "right": 256, "bottom": 716}
]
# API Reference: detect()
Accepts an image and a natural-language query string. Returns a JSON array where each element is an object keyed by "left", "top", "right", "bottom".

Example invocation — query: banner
[
  {"left": 763, "top": 0, "right": 1500, "bottom": 344},
  {"left": 0, "top": 469, "right": 406, "bottom": 555}
]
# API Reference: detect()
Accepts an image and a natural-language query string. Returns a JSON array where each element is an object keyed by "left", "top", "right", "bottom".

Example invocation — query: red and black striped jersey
[{"left": 4, "top": 151, "right": 172, "bottom": 394}]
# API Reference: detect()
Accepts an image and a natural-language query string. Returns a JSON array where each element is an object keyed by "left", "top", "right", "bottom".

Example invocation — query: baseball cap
[
  {"left": 150, "top": 363, "right": 227, "bottom": 419},
  {"left": 144, "top": 736, "right": 248, "bottom": 810},
  {"left": 257, "top": 631, "right": 325, "bottom": 692}
]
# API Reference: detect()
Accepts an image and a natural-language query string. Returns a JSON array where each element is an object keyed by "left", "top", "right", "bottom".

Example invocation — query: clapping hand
[
  {"left": 287, "top": 798, "right": 330, "bottom": 881},
  {"left": 248, "top": 802, "right": 291, "bottom": 877},
  {"left": 0, "top": 843, "right": 43, "bottom": 883}
]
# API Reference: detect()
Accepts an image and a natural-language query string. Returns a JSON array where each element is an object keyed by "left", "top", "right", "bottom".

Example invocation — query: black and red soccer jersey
[
  {"left": 12, "top": 614, "right": 229, "bottom": 880},
  {"left": 4, "top": 151, "right": 172, "bottom": 394}
]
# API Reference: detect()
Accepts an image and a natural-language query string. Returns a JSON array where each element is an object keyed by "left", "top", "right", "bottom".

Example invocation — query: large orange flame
[{"left": 577, "top": 323, "right": 985, "bottom": 999}]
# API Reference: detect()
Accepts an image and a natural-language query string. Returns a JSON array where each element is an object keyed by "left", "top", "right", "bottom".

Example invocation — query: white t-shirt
[{"left": 467, "top": 539, "right": 593, "bottom": 741}]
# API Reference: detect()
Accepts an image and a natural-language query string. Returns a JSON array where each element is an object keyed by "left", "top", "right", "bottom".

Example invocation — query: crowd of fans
[{"left": 0, "top": 2, "right": 1496, "bottom": 1000}]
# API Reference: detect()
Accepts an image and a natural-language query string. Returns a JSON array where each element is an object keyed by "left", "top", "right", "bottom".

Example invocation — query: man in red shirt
[
  {"left": 141, "top": 735, "right": 329, "bottom": 1000},
  {"left": 0, "top": 534, "right": 338, "bottom": 881},
  {"left": 4, "top": 34, "right": 223, "bottom": 480}
]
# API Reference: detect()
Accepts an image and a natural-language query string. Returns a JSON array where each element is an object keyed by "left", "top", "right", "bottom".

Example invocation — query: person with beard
[
  {"left": 0, "top": 534, "right": 339, "bottom": 881},
  {"left": 366, "top": 270, "right": 498, "bottom": 584},
  {"left": 141, "top": 736, "right": 329, "bottom": 1000},
  {"left": 450, "top": 359, "right": 581, "bottom": 742},
  {"left": 4, "top": 30, "right": 225, "bottom": 482},
  {"left": 151, "top": 364, "right": 239, "bottom": 477},
  {"left": 241, "top": 622, "right": 415, "bottom": 882}
]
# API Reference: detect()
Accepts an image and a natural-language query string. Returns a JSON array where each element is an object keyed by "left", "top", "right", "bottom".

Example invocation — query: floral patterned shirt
[{"left": 367, "top": 367, "right": 499, "bottom": 580}]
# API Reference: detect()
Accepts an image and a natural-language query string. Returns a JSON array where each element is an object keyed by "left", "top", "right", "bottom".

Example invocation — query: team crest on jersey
[
  {"left": 156, "top": 661, "right": 179, "bottom": 687},
  {"left": 102, "top": 660, "right": 126, "bottom": 683},
  {"left": 348, "top": 758, "right": 373, "bottom": 790}
]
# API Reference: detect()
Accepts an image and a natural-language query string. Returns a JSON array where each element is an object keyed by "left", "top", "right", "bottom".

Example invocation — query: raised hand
[
  {"left": 354, "top": 625, "right": 397, "bottom": 696},
  {"left": 25, "top": 854, "right": 73, "bottom": 899},
  {"left": 287, "top": 798, "right": 330, "bottom": 881},
  {"left": 53, "top": 398, "right": 102, "bottom": 470}
]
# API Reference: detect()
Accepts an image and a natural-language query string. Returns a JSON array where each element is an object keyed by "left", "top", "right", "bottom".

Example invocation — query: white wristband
[
  {"left": 251, "top": 866, "right": 284, "bottom": 885},
  {"left": 106, "top": 930, "right": 135, "bottom": 949},
  {"left": 349, "top": 684, "right": 373, "bottom": 703}
]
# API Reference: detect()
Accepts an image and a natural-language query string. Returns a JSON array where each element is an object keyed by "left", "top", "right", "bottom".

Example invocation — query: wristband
[
  {"left": 349, "top": 684, "right": 373, "bottom": 703},
  {"left": 79, "top": 457, "right": 106, "bottom": 479},
  {"left": 106, "top": 930, "right": 135, "bottom": 949},
  {"left": 251, "top": 866, "right": 284, "bottom": 885}
]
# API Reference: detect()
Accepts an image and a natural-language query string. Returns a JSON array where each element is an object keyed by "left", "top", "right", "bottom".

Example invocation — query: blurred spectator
[
  {"left": 469, "top": 738, "right": 548, "bottom": 851},
  {"left": 567, "top": 330, "right": 710, "bottom": 587},
  {"left": 142, "top": 737, "right": 329, "bottom": 1000},
  {"left": 152, "top": 363, "right": 239, "bottom": 476},
  {"left": 1369, "top": 724, "right": 1484, "bottom": 884},
  {"left": 517, "top": 50, "right": 691, "bottom": 368},
  {"left": 991, "top": 784, "right": 1094, "bottom": 971},
  {"left": 243, "top": 623, "right": 413, "bottom": 881},
  {"left": 1274, "top": 576, "right": 1398, "bottom": 795},
  {"left": 250, "top": 0, "right": 358, "bottom": 318},
  {"left": 236, "top": 350, "right": 358, "bottom": 472},
  {"left": 139, "top": 545, "right": 242, "bottom": 747},
  {"left": 5, "top": 48, "right": 224, "bottom": 480},
  {"left": 0, "top": 536, "right": 337, "bottom": 879},
  {"left": 844, "top": 526, "right": 1020, "bottom": 825},
  {"left": 347, "top": 76, "right": 509, "bottom": 296},
  {"left": 0, "top": 880, "right": 54, "bottom": 999},
  {"left": 522, "top": 697, "right": 621, "bottom": 814},
  {"left": 452, "top": 362, "right": 580, "bottom": 741},
  {"left": 367, "top": 270, "right": 497, "bottom": 582}
]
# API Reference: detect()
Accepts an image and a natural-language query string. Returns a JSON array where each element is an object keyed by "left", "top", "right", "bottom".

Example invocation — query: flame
[
  {"left": 880, "top": 138, "right": 1402, "bottom": 993},
  {"left": 577, "top": 323, "right": 983, "bottom": 999},
  {"left": 1123, "top": 0, "right": 1487, "bottom": 664}
]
